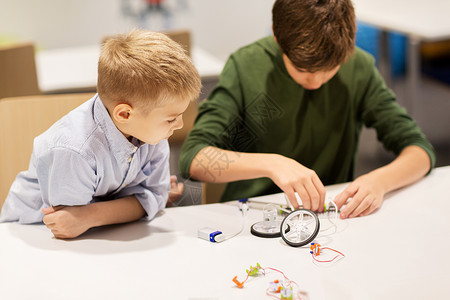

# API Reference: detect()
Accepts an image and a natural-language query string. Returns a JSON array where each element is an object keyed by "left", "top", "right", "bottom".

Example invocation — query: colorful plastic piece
[
  {"left": 232, "top": 276, "right": 244, "bottom": 288},
  {"left": 280, "top": 286, "right": 293, "bottom": 299},
  {"left": 246, "top": 263, "right": 262, "bottom": 276},
  {"left": 310, "top": 243, "right": 321, "bottom": 256}
]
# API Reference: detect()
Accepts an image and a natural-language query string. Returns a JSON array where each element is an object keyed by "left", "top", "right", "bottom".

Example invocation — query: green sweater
[{"left": 180, "top": 36, "right": 435, "bottom": 202}]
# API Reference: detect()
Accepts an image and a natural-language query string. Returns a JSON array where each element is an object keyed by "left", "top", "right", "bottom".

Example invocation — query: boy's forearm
[
  {"left": 85, "top": 196, "right": 146, "bottom": 228},
  {"left": 42, "top": 196, "right": 146, "bottom": 239},
  {"left": 189, "top": 146, "right": 273, "bottom": 183},
  {"left": 366, "top": 145, "right": 431, "bottom": 194}
]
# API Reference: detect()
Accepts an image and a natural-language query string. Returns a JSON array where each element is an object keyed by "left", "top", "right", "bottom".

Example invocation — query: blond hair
[{"left": 97, "top": 30, "right": 201, "bottom": 111}]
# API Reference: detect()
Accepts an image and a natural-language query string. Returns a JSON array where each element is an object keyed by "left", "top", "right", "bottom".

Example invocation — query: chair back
[
  {"left": 165, "top": 29, "right": 191, "bottom": 57},
  {"left": 0, "top": 93, "right": 95, "bottom": 207},
  {"left": 102, "top": 29, "right": 191, "bottom": 57},
  {"left": 201, "top": 182, "right": 227, "bottom": 204},
  {"left": 0, "top": 43, "right": 40, "bottom": 98}
]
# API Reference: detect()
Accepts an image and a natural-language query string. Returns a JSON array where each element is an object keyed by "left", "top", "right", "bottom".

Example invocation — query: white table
[
  {"left": 1, "top": 166, "right": 449, "bottom": 300},
  {"left": 36, "top": 45, "right": 224, "bottom": 94},
  {"left": 353, "top": 0, "right": 450, "bottom": 122}
]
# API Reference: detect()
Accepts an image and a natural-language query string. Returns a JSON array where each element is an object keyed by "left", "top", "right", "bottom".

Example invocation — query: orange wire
[{"left": 311, "top": 246, "right": 345, "bottom": 263}]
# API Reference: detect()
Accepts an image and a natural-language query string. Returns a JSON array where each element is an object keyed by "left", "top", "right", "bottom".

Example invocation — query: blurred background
[
  {"left": 1, "top": 0, "right": 449, "bottom": 205},
  {"left": 0, "top": 0, "right": 274, "bottom": 61}
]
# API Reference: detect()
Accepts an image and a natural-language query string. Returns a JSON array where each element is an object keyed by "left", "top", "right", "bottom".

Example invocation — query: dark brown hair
[{"left": 272, "top": 0, "right": 356, "bottom": 72}]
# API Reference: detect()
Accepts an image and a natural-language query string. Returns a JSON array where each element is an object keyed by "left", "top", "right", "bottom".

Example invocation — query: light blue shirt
[{"left": 0, "top": 94, "right": 170, "bottom": 223}]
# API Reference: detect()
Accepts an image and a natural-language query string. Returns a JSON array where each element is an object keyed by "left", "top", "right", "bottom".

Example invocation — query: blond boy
[{"left": 0, "top": 30, "right": 201, "bottom": 238}]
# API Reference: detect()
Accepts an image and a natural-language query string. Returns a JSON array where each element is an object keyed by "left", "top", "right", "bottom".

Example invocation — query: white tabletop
[
  {"left": 1, "top": 166, "right": 449, "bottom": 300},
  {"left": 36, "top": 45, "right": 225, "bottom": 94},
  {"left": 353, "top": 0, "right": 450, "bottom": 40}
]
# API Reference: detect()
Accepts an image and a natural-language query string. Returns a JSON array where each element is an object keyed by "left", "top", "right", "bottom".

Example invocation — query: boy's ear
[{"left": 112, "top": 103, "right": 133, "bottom": 123}]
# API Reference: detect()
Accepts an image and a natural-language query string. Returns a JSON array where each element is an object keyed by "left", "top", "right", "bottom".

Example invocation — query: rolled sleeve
[{"left": 114, "top": 141, "right": 170, "bottom": 220}]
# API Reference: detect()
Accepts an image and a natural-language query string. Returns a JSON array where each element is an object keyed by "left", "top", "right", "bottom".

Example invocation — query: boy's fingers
[
  {"left": 334, "top": 191, "right": 348, "bottom": 208},
  {"left": 359, "top": 202, "right": 379, "bottom": 217},
  {"left": 358, "top": 204, "right": 373, "bottom": 217},
  {"left": 41, "top": 205, "right": 65, "bottom": 214},
  {"left": 335, "top": 185, "right": 356, "bottom": 209},
  {"left": 295, "top": 185, "right": 310, "bottom": 210},
  {"left": 341, "top": 191, "right": 365, "bottom": 219},
  {"left": 348, "top": 195, "right": 372, "bottom": 218},
  {"left": 42, "top": 214, "right": 53, "bottom": 225},
  {"left": 42, "top": 207, "right": 55, "bottom": 214},
  {"left": 170, "top": 175, "right": 179, "bottom": 189},
  {"left": 304, "top": 179, "right": 320, "bottom": 211},
  {"left": 285, "top": 188, "right": 299, "bottom": 209},
  {"left": 177, "top": 182, "right": 184, "bottom": 194},
  {"left": 312, "top": 176, "right": 326, "bottom": 212}
]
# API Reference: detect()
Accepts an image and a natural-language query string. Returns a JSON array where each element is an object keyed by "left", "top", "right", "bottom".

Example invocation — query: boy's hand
[
  {"left": 166, "top": 175, "right": 184, "bottom": 207},
  {"left": 334, "top": 173, "right": 385, "bottom": 219},
  {"left": 42, "top": 205, "right": 92, "bottom": 239},
  {"left": 268, "top": 155, "right": 325, "bottom": 212}
]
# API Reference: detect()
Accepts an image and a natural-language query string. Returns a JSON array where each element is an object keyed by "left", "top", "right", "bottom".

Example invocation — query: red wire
[
  {"left": 238, "top": 266, "right": 259, "bottom": 286},
  {"left": 235, "top": 265, "right": 308, "bottom": 300},
  {"left": 266, "top": 288, "right": 281, "bottom": 299},
  {"left": 263, "top": 267, "right": 290, "bottom": 281},
  {"left": 311, "top": 247, "right": 345, "bottom": 263},
  {"left": 264, "top": 267, "right": 301, "bottom": 290},
  {"left": 322, "top": 247, "right": 345, "bottom": 257}
]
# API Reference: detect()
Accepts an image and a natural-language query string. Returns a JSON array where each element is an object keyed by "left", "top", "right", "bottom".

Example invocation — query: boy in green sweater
[{"left": 179, "top": 0, "right": 435, "bottom": 219}]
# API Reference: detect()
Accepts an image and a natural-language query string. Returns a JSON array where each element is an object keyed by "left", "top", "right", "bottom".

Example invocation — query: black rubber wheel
[
  {"left": 251, "top": 222, "right": 290, "bottom": 238},
  {"left": 280, "top": 209, "right": 320, "bottom": 247}
]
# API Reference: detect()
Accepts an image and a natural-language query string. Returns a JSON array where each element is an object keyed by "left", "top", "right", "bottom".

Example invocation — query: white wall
[{"left": 0, "top": 0, "right": 275, "bottom": 60}]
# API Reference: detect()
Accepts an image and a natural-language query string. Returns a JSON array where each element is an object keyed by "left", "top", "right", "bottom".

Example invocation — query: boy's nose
[
  {"left": 307, "top": 75, "right": 322, "bottom": 86},
  {"left": 304, "top": 76, "right": 323, "bottom": 90}
]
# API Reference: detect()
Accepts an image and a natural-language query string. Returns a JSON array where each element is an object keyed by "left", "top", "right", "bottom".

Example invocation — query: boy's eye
[{"left": 167, "top": 118, "right": 177, "bottom": 124}]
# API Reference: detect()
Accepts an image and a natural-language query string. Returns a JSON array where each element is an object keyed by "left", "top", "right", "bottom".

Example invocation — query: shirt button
[
  {"left": 122, "top": 183, "right": 127, "bottom": 188},
  {"left": 127, "top": 156, "right": 132, "bottom": 163}
]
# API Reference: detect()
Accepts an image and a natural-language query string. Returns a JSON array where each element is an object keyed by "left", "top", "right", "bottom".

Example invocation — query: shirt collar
[{"left": 92, "top": 94, "right": 139, "bottom": 161}]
